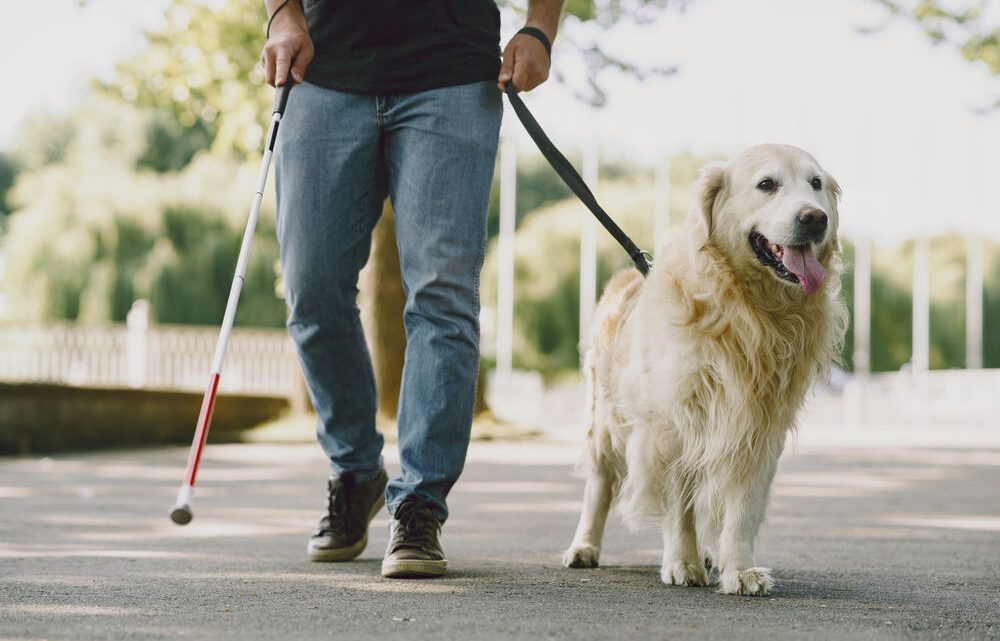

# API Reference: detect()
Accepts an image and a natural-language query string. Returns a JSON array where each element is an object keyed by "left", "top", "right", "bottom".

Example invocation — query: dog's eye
[
  {"left": 756, "top": 178, "right": 777, "bottom": 193},
  {"left": 810, "top": 176, "right": 822, "bottom": 190}
]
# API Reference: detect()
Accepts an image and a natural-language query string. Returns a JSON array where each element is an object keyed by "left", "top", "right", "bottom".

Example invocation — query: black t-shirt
[{"left": 302, "top": 0, "right": 501, "bottom": 95}]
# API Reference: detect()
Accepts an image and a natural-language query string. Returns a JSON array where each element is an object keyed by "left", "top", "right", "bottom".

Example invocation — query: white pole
[
  {"left": 126, "top": 299, "right": 151, "bottom": 388},
  {"left": 653, "top": 158, "right": 670, "bottom": 252},
  {"left": 966, "top": 234, "right": 983, "bottom": 369},
  {"left": 853, "top": 237, "right": 871, "bottom": 378},
  {"left": 846, "top": 113, "right": 872, "bottom": 428},
  {"left": 579, "top": 144, "right": 598, "bottom": 367},
  {"left": 912, "top": 237, "right": 931, "bottom": 375},
  {"left": 965, "top": 133, "right": 984, "bottom": 371},
  {"left": 497, "top": 134, "right": 517, "bottom": 380}
]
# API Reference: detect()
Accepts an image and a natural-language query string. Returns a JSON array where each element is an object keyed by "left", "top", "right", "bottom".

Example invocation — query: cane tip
[{"left": 170, "top": 504, "right": 193, "bottom": 526}]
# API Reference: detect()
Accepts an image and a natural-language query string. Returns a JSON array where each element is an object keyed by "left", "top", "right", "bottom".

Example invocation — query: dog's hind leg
[
  {"left": 563, "top": 353, "right": 616, "bottom": 569},
  {"left": 562, "top": 465, "right": 614, "bottom": 568}
]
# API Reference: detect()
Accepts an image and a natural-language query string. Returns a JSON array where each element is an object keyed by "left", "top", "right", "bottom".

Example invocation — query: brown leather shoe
[
  {"left": 307, "top": 469, "right": 387, "bottom": 562},
  {"left": 381, "top": 497, "right": 446, "bottom": 578}
]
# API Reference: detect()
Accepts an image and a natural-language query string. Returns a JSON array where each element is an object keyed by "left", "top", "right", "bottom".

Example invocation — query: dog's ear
[
  {"left": 695, "top": 162, "right": 726, "bottom": 238},
  {"left": 824, "top": 171, "right": 842, "bottom": 202}
]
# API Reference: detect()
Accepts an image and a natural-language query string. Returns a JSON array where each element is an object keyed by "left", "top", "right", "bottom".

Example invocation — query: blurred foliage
[
  {"left": 99, "top": 0, "right": 271, "bottom": 162},
  {"left": 1, "top": 96, "right": 284, "bottom": 326},
  {"left": 873, "top": 0, "right": 1000, "bottom": 104},
  {"left": 0, "top": 152, "right": 17, "bottom": 224},
  {"left": 11, "top": 114, "right": 76, "bottom": 171},
  {"left": 984, "top": 243, "right": 1000, "bottom": 366},
  {"left": 486, "top": 156, "right": 630, "bottom": 240},
  {"left": 2, "top": 0, "right": 283, "bottom": 326},
  {"left": 842, "top": 238, "right": 953, "bottom": 373},
  {"left": 136, "top": 113, "right": 215, "bottom": 173},
  {"left": 483, "top": 180, "right": 651, "bottom": 373},
  {"left": 482, "top": 152, "right": 706, "bottom": 374}
]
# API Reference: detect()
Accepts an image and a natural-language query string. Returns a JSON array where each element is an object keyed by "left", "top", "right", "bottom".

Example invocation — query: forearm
[
  {"left": 264, "top": 0, "right": 307, "bottom": 31},
  {"left": 525, "top": 0, "right": 565, "bottom": 43}
]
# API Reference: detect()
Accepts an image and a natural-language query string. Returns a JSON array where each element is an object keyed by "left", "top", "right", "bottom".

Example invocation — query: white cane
[{"left": 170, "top": 80, "right": 294, "bottom": 525}]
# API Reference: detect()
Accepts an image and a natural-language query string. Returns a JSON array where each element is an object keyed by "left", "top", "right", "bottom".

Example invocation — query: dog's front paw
[
  {"left": 562, "top": 544, "right": 600, "bottom": 568},
  {"left": 718, "top": 567, "right": 774, "bottom": 596},
  {"left": 660, "top": 559, "right": 709, "bottom": 587}
]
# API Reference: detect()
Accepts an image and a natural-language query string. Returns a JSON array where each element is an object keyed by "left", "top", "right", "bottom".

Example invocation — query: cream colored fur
[{"left": 562, "top": 144, "right": 848, "bottom": 596}]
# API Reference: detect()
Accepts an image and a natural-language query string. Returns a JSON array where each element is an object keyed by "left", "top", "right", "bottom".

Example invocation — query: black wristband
[
  {"left": 266, "top": 0, "right": 294, "bottom": 38},
  {"left": 517, "top": 27, "right": 552, "bottom": 58}
]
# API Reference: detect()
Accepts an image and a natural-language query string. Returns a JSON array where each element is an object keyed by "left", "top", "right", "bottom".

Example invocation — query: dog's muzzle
[{"left": 790, "top": 207, "right": 828, "bottom": 245}]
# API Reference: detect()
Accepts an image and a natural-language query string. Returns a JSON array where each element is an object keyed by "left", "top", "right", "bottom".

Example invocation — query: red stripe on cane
[{"left": 184, "top": 373, "right": 221, "bottom": 487}]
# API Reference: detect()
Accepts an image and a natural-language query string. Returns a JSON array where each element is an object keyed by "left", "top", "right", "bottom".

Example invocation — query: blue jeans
[{"left": 274, "top": 80, "right": 502, "bottom": 522}]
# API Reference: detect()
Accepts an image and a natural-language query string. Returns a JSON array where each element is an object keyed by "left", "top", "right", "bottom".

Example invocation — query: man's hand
[
  {"left": 499, "top": 0, "right": 563, "bottom": 93},
  {"left": 497, "top": 30, "right": 551, "bottom": 93},
  {"left": 261, "top": 0, "right": 314, "bottom": 87}
]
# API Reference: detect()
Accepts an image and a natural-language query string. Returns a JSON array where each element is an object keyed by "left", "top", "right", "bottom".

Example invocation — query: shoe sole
[
  {"left": 381, "top": 558, "right": 447, "bottom": 579},
  {"left": 307, "top": 494, "right": 386, "bottom": 562}
]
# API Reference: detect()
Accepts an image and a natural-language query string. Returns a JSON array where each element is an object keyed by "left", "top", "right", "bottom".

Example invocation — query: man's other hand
[{"left": 498, "top": 30, "right": 552, "bottom": 93}]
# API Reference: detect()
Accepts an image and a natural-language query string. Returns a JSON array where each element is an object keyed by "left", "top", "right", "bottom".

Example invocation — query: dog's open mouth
[{"left": 749, "top": 231, "right": 826, "bottom": 295}]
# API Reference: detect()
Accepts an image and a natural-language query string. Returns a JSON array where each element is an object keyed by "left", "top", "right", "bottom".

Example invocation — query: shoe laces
[
  {"left": 394, "top": 499, "right": 439, "bottom": 548},
  {"left": 318, "top": 476, "right": 350, "bottom": 536}
]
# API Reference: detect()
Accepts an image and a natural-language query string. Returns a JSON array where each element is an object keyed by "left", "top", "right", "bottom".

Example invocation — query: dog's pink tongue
[{"left": 781, "top": 246, "right": 825, "bottom": 294}]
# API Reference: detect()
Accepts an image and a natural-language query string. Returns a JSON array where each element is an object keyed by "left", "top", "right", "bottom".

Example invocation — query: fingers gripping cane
[{"left": 170, "top": 81, "right": 294, "bottom": 526}]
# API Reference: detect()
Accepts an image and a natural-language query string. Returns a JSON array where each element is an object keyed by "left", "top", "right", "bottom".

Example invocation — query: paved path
[{"left": 1, "top": 439, "right": 998, "bottom": 640}]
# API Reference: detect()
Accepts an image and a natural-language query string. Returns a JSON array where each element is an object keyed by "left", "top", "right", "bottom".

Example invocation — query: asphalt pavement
[{"left": 1, "top": 436, "right": 998, "bottom": 640}]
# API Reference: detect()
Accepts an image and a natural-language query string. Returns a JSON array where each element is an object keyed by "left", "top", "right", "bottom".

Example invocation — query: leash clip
[{"left": 631, "top": 250, "right": 654, "bottom": 276}]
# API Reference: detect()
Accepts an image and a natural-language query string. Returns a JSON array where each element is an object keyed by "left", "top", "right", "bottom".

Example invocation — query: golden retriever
[{"left": 562, "top": 144, "right": 848, "bottom": 596}]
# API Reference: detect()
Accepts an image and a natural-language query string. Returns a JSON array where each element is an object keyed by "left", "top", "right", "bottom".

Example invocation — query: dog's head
[{"left": 694, "top": 144, "right": 841, "bottom": 295}]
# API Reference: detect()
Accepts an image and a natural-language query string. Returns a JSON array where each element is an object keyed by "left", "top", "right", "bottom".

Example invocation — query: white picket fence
[{"left": 0, "top": 321, "right": 300, "bottom": 398}]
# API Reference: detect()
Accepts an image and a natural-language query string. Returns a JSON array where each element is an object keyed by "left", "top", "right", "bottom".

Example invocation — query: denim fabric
[{"left": 275, "top": 80, "right": 502, "bottom": 522}]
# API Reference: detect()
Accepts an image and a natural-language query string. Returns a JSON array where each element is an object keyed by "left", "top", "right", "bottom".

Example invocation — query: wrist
[
  {"left": 524, "top": 19, "right": 557, "bottom": 44},
  {"left": 271, "top": 11, "right": 308, "bottom": 34},
  {"left": 267, "top": 0, "right": 307, "bottom": 37},
  {"left": 517, "top": 27, "right": 552, "bottom": 58}
]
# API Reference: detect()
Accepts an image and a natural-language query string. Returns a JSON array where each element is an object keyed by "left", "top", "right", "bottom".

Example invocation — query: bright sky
[{"left": 3, "top": 0, "right": 999, "bottom": 241}]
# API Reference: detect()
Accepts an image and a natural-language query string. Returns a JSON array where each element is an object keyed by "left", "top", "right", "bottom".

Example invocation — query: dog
[{"left": 561, "top": 144, "right": 848, "bottom": 596}]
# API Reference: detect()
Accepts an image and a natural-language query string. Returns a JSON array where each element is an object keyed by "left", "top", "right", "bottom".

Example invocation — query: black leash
[{"left": 504, "top": 83, "right": 652, "bottom": 277}]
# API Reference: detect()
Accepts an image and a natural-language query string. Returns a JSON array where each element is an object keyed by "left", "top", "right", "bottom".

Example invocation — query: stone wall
[{"left": 0, "top": 383, "right": 289, "bottom": 455}]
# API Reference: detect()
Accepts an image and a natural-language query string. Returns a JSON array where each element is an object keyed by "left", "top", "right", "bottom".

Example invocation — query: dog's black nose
[{"left": 795, "top": 207, "right": 827, "bottom": 242}]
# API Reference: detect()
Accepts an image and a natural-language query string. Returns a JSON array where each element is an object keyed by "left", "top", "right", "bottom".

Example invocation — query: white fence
[{"left": 0, "top": 321, "right": 300, "bottom": 399}]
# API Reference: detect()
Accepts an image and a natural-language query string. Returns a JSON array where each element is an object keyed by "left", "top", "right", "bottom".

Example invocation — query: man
[{"left": 260, "top": 0, "right": 563, "bottom": 578}]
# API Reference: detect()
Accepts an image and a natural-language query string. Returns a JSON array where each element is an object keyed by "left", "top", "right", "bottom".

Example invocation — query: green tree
[
  {"left": 1, "top": 97, "right": 285, "bottom": 327},
  {"left": 101, "top": 0, "right": 272, "bottom": 162},
  {"left": 0, "top": 152, "right": 17, "bottom": 224},
  {"left": 984, "top": 242, "right": 1000, "bottom": 367}
]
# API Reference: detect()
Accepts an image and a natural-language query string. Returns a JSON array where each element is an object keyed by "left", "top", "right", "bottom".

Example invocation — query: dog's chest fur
[{"left": 607, "top": 244, "right": 838, "bottom": 464}]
